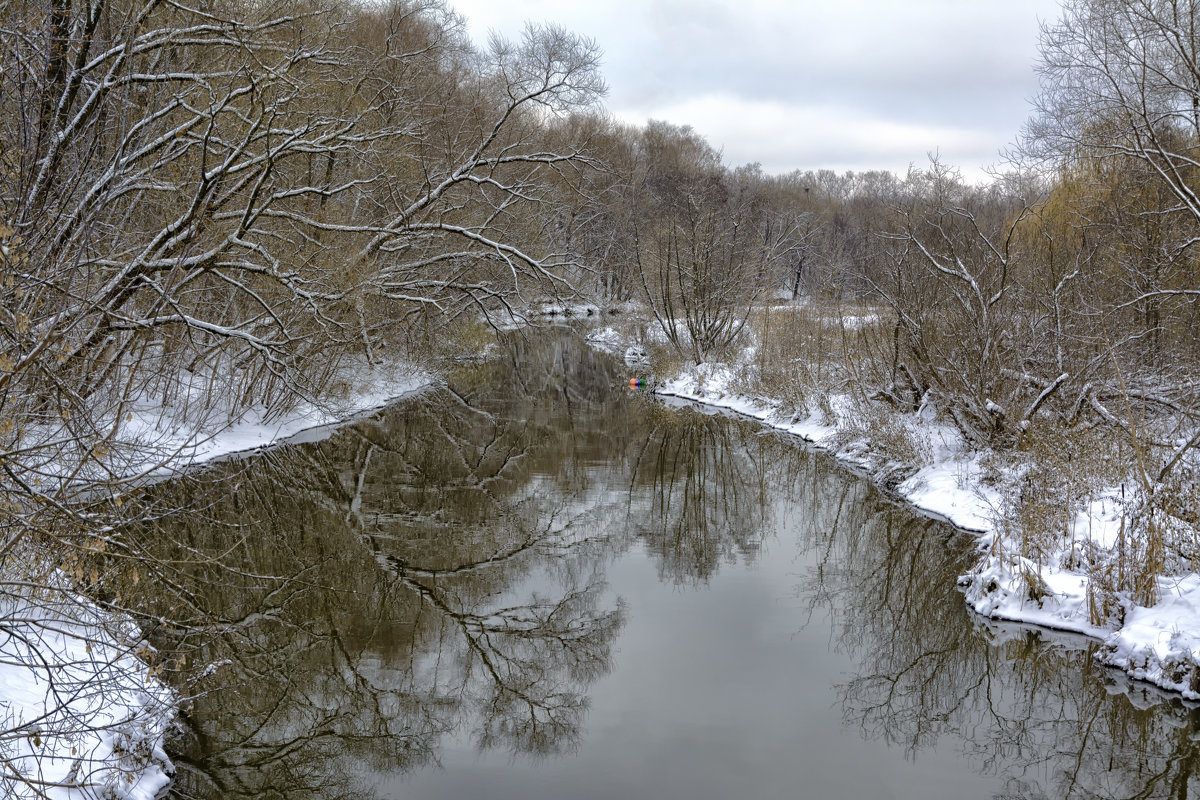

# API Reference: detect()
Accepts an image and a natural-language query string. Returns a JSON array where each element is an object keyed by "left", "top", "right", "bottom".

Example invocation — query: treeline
[
  {"left": 3, "top": 0, "right": 1200, "bottom": 637},
  {"left": 2, "top": 0, "right": 1200, "bottom": 789},
  {"left": 0, "top": 0, "right": 613, "bottom": 540},
  {"left": 556, "top": 0, "right": 1200, "bottom": 510},
  {"left": 569, "top": 125, "right": 1199, "bottom": 456}
]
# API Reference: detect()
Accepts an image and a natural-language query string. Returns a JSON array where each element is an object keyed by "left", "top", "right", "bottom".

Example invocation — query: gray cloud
[{"left": 451, "top": 0, "right": 1064, "bottom": 179}]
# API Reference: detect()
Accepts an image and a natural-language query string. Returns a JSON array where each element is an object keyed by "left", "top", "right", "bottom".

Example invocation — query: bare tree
[
  {"left": 0, "top": 1, "right": 605, "bottom": 794},
  {"left": 1021, "top": 0, "right": 1200, "bottom": 597},
  {"left": 872, "top": 162, "right": 1060, "bottom": 446},
  {"left": 630, "top": 123, "right": 796, "bottom": 363}
]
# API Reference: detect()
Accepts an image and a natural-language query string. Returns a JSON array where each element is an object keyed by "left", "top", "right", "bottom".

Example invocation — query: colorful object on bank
[{"left": 630, "top": 377, "right": 646, "bottom": 390}]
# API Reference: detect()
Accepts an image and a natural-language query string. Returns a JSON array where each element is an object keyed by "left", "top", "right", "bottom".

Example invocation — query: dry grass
[
  {"left": 986, "top": 417, "right": 1200, "bottom": 617},
  {"left": 832, "top": 402, "right": 933, "bottom": 468},
  {"left": 730, "top": 303, "right": 887, "bottom": 417},
  {"left": 645, "top": 338, "right": 687, "bottom": 384}
]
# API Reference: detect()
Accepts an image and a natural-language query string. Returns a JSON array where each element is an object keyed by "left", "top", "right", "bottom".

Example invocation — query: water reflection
[
  {"left": 627, "top": 405, "right": 783, "bottom": 584},
  {"left": 123, "top": 330, "right": 790, "bottom": 799},
  {"left": 799, "top": 464, "right": 1200, "bottom": 798},
  {"left": 119, "top": 328, "right": 1200, "bottom": 799},
  {"left": 126, "top": 333, "right": 631, "bottom": 798}
]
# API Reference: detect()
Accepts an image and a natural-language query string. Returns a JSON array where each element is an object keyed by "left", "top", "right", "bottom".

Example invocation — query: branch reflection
[
  {"left": 627, "top": 404, "right": 795, "bottom": 584},
  {"left": 130, "top": 331, "right": 636, "bottom": 799},
  {"left": 134, "top": 329, "right": 792, "bottom": 799},
  {"left": 798, "top": 472, "right": 1200, "bottom": 799}
]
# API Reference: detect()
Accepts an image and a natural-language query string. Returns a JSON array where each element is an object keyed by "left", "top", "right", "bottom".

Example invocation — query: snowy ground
[
  {"left": 585, "top": 324, "right": 1200, "bottom": 702},
  {"left": 1, "top": 579, "right": 176, "bottom": 800},
  {"left": 118, "top": 362, "right": 435, "bottom": 480},
  {"left": 1, "top": 364, "right": 434, "bottom": 798}
]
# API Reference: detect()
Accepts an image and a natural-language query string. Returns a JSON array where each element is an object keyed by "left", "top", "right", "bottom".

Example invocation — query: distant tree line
[{"left": 4, "top": 0, "right": 1200, "bottom": 788}]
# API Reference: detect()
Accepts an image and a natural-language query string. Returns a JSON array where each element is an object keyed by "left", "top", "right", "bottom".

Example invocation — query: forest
[{"left": 2, "top": 0, "right": 1200, "bottom": 796}]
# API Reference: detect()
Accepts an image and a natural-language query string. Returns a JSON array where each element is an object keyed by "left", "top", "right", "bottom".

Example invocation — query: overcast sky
[{"left": 448, "top": 0, "right": 1066, "bottom": 182}]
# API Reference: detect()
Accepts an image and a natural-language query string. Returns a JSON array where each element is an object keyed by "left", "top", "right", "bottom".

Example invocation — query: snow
[
  {"left": 1, "top": 579, "right": 175, "bottom": 799},
  {"left": 584, "top": 326, "right": 624, "bottom": 354},
  {"left": 533, "top": 301, "right": 607, "bottom": 318},
  {"left": 1071, "top": 492, "right": 1126, "bottom": 551},
  {"left": 1, "top": 361, "right": 435, "bottom": 798},
  {"left": 840, "top": 313, "right": 880, "bottom": 330},
  {"left": 118, "top": 362, "right": 434, "bottom": 478},
  {"left": 624, "top": 344, "right": 649, "bottom": 368},
  {"left": 624, "top": 340, "right": 1200, "bottom": 704},
  {"left": 898, "top": 455, "right": 997, "bottom": 533},
  {"left": 959, "top": 552, "right": 1107, "bottom": 639},
  {"left": 656, "top": 364, "right": 999, "bottom": 532},
  {"left": 1104, "top": 574, "right": 1200, "bottom": 697}
]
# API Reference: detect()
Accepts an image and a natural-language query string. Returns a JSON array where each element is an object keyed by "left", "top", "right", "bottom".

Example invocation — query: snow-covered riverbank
[
  {"left": 1, "top": 581, "right": 176, "bottom": 800},
  {"left": 117, "top": 364, "right": 437, "bottom": 480},
  {"left": 1, "top": 365, "right": 434, "bottom": 799},
  {"left": 593, "top": 327, "right": 1200, "bottom": 703}
]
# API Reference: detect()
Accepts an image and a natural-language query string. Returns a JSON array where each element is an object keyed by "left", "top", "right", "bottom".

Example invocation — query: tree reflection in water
[
  {"left": 127, "top": 329, "right": 789, "bottom": 799},
  {"left": 626, "top": 403, "right": 787, "bottom": 584},
  {"left": 798, "top": 470, "right": 1200, "bottom": 799},
  {"left": 124, "top": 331, "right": 630, "bottom": 798},
  {"left": 120, "top": 328, "right": 1200, "bottom": 800}
]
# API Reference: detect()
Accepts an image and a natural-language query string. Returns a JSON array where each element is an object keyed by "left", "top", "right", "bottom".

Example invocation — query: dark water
[{"left": 133, "top": 329, "right": 1200, "bottom": 799}]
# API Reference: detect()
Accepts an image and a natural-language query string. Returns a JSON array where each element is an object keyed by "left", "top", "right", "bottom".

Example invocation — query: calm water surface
[{"left": 136, "top": 329, "right": 1200, "bottom": 799}]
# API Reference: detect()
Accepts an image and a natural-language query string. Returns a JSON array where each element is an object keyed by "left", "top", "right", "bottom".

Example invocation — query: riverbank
[
  {"left": 1, "top": 576, "right": 176, "bottom": 800},
  {"left": 0, "top": 363, "right": 434, "bottom": 799},
  {"left": 115, "top": 362, "right": 436, "bottom": 480},
  {"left": 588, "top": 323, "right": 1200, "bottom": 702}
]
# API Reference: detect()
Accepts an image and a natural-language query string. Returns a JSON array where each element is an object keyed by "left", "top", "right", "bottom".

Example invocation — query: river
[{"left": 130, "top": 328, "right": 1200, "bottom": 799}]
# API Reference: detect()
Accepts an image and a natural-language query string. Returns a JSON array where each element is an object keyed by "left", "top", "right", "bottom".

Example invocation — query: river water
[{"left": 135, "top": 328, "right": 1200, "bottom": 799}]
